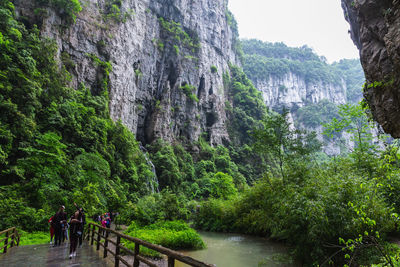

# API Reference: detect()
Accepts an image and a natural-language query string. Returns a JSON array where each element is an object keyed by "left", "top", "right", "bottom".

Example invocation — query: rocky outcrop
[
  {"left": 342, "top": 0, "right": 400, "bottom": 137},
  {"left": 252, "top": 72, "right": 348, "bottom": 155},
  {"left": 254, "top": 73, "right": 347, "bottom": 111},
  {"left": 14, "top": 0, "right": 239, "bottom": 145}
]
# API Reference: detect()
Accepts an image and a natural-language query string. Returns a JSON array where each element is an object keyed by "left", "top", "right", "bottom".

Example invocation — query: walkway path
[{"left": 0, "top": 242, "right": 113, "bottom": 267}]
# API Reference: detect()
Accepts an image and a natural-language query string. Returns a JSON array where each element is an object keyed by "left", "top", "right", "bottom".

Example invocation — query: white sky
[{"left": 228, "top": 0, "right": 360, "bottom": 63}]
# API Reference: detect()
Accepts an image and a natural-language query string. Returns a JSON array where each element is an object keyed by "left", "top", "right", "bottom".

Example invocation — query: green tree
[
  {"left": 253, "top": 111, "right": 320, "bottom": 182},
  {"left": 209, "top": 172, "right": 237, "bottom": 199},
  {"left": 17, "top": 132, "right": 67, "bottom": 209},
  {"left": 149, "top": 141, "right": 182, "bottom": 190},
  {"left": 323, "top": 103, "right": 380, "bottom": 176}
]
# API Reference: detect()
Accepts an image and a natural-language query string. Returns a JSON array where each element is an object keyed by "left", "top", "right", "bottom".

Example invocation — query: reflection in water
[{"left": 176, "top": 231, "right": 295, "bottom": 267}]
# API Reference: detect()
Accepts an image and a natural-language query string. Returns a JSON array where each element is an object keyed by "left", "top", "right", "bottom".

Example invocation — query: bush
[
  {"left": 193, "top": 198, "right": 237, "bottom": 232},
  {"left": 209, "top": 172, "right": 237, "bottom": 199},
  {"left": 124, "top": 220, "right": 205, "bottom": 257},
  {"left": 119, "top": 190, "right": 190, "bottom": 226},
  {"left": 0, "top": 187, "right": 49, "bottom": 232}
]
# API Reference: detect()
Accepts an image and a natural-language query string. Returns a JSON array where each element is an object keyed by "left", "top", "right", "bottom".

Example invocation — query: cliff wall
[
  {"left": 241, "top": 40, "right": 365, "bottom": 154},
  {"left": 342, "top": 0, "right": 400, "bottom": 137},
  {"left": 254, "top": 73, "right": 347, "bottom": 110},
  {"left": 14, "top": 0, "right": 239, "bottom": 145}
]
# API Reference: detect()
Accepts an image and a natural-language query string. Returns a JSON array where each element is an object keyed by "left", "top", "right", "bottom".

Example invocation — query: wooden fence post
[
  {"left": 3, "top": 231, "right": 8, "bottom": 253},
  {"left": 16, "top": 230, "right": 20, "bottom": 246},
  {"left": 91, "top": 224, "right": 95, "bottom": 246},
  {"left": 96, "top": 226, "right": 101, "bottom": 251},
  {"left": 168, "top": 257, "right": 175, "bottom": 267},
  {"left": 133, "top": 243, "right": 140, "bottom": 267},
  {"left": 104, "top": 230, "right": 109, "bottom": 258},
  {"left": 85, "top": 224, "right": 89, "bottom": 241},
  {"left": 10, "top": 228, "right": 15, "bottom": 248},
  {"left": 115, "top": 235, "right": 120, "bottom": 267}
]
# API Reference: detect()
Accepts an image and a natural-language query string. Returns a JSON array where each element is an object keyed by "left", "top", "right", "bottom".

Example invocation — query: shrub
[
  {"left": 179, "top": 83, "right": 199, "bottom": 102},
  {"left": 124, "top": 220, "right": 205, "bottom": 257}
]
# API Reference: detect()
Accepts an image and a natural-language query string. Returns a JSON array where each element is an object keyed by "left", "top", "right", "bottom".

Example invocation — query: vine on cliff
[{"left": 159, "top": 17, "right": 200, "bottom": 52}]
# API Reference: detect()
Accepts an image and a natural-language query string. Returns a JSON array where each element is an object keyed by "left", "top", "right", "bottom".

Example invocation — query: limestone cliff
[
  {"left": 241, "top": 40, "right": 363, "bottom": 114},
  {"left": 342, "top": 0, "right": 400, "bottom": 137},
  {"left": 254, "top": 73, "right": 347, "bottom": 111},
  {"left": 14, "top": 0, "right": 239, "bottom": 145},
  {"left": 241, "top": 39, "right": 365, "bottom": 154},
  {"left": 253, "top": 72, "right": 349, "bottom": 154}
]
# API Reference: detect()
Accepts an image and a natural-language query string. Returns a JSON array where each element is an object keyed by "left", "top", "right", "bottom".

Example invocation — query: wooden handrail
[
  {"left": 86, "top": 223, "right": 215, "bottom": 267},
  {"left": 0, "top": 227, "right": 20, "bottom": 254}
]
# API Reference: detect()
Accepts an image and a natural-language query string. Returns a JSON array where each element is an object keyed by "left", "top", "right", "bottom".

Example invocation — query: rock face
[
  {"left": 14, "top": 0, "right": 238, "bottom": 145},
  {"left": 252, "top": 72, "right": 348, "bottom": 155},
  {"left": 342, "top": 0, "right": 400, "bottom": 137},
  {"left": 254, "top": 73, "right": 347, "bottom": 111}
]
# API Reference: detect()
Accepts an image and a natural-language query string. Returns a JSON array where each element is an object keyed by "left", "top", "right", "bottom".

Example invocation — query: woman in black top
[{"left": 69, "top": 209, "right": 82, "bottom": 258}]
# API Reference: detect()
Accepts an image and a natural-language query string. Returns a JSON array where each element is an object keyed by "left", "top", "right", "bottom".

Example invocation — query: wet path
[{"left": 0, "top": 242, "right": 113, "bottom": 267}]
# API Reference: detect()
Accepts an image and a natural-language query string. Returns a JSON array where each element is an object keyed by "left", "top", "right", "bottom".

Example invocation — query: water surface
[{"left": 176, "top": 231, "right": 295, "bottom": 267}]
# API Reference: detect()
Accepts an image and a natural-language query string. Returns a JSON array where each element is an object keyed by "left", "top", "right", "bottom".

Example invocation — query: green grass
[
  {"left": 18, "top": 231, "right": 50, "bottom": 246},
  {"left": 123, "top": 220, "right": 205, "bottom": 257}
]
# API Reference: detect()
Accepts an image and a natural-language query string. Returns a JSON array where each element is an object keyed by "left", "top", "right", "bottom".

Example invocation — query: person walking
[
  {"left": 52, "top": 205, "right": 67, "bottom": 247},
  {"left": 78, "top": 208, "right": 86, "bottom": 248},
  {"left": 48, "top": 216, "right": 54, "bottom": 244},
  {"left": 101, "top": 214, "right": 106, "bottom": 228},
  {"left": 69, "top": 207, "right": 83, "bottom": 258},
  {"left": 106, "top": 213, "right": 111, "bottom": 229}
]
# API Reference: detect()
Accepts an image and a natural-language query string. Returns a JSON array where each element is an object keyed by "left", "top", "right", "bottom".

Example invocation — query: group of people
[
  {"left": 93, "top": 212, "right": 113, "bottom": 229},
  {"left": 48, "top": 203, "right": 86, "bottom": 259}
]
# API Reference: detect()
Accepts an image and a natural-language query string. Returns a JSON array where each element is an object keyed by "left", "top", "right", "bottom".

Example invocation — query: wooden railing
[
  {"left": 0, "top": 227, "right": 20, "bottom": 254},
  {"left": 85, "top": 223, "right": 215, "bottom": 267}
]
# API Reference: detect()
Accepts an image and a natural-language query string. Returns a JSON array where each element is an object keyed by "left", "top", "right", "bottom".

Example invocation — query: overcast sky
[{"left": 228, "top": 0, "right": 359, "bottom": 63}]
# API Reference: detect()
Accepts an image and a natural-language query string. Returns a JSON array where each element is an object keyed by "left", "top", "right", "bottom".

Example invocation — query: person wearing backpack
[
  {"left": 48, "top": 216, "right": 54, "bottom": 245},
  {"left": 52, "top": 205, "right": 67, "bottom": 247}
]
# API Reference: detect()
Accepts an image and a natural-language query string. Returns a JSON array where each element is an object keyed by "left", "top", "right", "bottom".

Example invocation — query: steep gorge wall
[
  {"left": 14, "top": 0, "right": 238, "bottom": 145},
  {"left": 254, "top": 73, "right": 347, "bottom": 111},
  {"left": 253, "top": 72, "right": 348, "bottom": 155},
  {"left": 240, "top": 40, "right": 362, "bottom": 115},
  {"left": 342, "top": 0, "right": 400, "bottom": 137},
  {"left": 241, "top": 39, "right": 365, "bottom": 154}
]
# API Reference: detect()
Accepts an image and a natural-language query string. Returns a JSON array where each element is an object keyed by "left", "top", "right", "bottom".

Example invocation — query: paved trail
[{"left": 0, "top": 242, "right": 113, "bottom": 267}]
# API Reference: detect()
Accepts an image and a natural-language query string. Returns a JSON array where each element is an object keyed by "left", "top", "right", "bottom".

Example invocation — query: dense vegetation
[
  {"left": 332, "top": 59, "right": 365, "bottom": 102},
  {"left": 296, "top": 99, "right": 339, "bottom": 128},
  {"left": 242, "top": 39, "right": 364, "bottom": 96},
  {"left": 241, "top": 39, "right": 365, "bottom": 154},
  {"left": 34, "top": 0, "right": 82, "bottom": 24},
  {"left": 223, "top": 65, "right": 269, "bottom": 183},
  {"left": 0, "top": 0, "right": 153, "bottom": 231},
  {"left": 193, "top": 104, "right": 400, "bottom": 265},
  {"left": 147, "top": 139, "right": 246, "bottom": 197},
  {"left": 242, "top": 39, "right": 339, "bottom": 84}
]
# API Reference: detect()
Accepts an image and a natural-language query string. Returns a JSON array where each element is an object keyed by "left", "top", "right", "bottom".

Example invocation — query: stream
[{"left": 176, "top": 231, "right": 296, "bottom": 267}]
